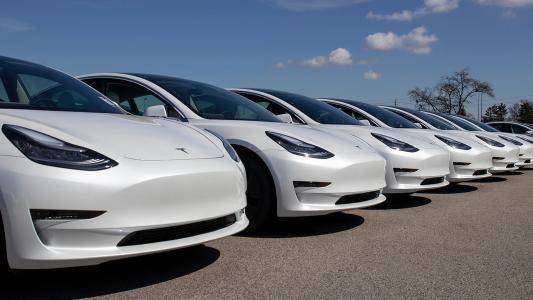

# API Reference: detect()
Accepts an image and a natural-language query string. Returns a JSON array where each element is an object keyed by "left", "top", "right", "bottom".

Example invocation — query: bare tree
[{"left": 409, "top": 69, "right": 494, "bottom": 115}]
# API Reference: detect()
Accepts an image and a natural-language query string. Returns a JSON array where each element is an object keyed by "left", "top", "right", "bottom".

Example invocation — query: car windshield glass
[
  {"left": 457, "top": 116, "right": 499, "bottom": 132},
  {"left": 154, "top": 79, "right": 281, "bottom": 122},
  {"left": 263, "top": 91, "right": 360, "bottom": 125},
  {"left": 346, "top": 101, "right": 417, "bottom": 128},
  {"left": 0, "top": 58, "right": 123, "bottom": 113},
  {"left": 437, "top": 114, "right": 480, "bottom": 131},
  {"left": 391, "top": 107, "right": 458, "bottom": 130}
]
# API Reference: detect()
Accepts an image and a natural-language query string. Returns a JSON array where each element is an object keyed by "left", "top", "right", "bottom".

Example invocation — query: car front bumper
[{"left": 0, "top": 157, "right": 248, "bottom": 269}]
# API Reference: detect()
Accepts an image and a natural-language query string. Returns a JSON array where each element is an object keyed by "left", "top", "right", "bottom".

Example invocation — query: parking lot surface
[{"left": 3, "top": 169, "right": 533, "bottom": 299}]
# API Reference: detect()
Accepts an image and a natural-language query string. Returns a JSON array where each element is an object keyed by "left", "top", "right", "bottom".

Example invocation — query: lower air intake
[
  {"left": 420, "top": 177, "right": 445, "bottom": 185},
  {"left": 336, "top": 190, "right": 381, "bottom": 205},
  {"left": 118, "top": 214, "right": 237, "bottom": 247},
  {"left": 473, "top": 169, "right": 488, "bottom": 176}
]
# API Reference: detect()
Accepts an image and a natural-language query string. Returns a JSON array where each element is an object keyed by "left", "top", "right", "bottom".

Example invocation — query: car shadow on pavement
[
  {"left": 1, "top": 245, "right": 220, "bottom": 299},
  {"left": 242, "top": 212, "right": 364, "bottom": 239},
  {"left": 470, "top": 176, "right": 507, "bottom": 183},
  {"left": 422, "top": 183, "right": 478, "bottom": 194},
  {"left": 498, "top": 171, "right": 524, "bottom": 176},
  {"left": 362, "top": 195, "right": 431, "bottom": 210}
]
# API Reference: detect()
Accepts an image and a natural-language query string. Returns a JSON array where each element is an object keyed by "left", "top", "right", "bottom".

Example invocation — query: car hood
[
  {"left": 318, "top": 124, "right": 439, "bottom": 149},
  {"left": 0, "top": 110, "right": 223, "bottom": 160},
  {"left": 400, "top": 128, "right": 485, "bottom": 148},
  {"left": 188, "top": 120, "right": 378, "bottom": 154}
]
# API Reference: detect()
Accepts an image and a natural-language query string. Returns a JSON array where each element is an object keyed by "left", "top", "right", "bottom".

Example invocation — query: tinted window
[
  {"left": 457, "top": 116, "right": 499, "bottom": 132},
  {"left": 0, "top": 59, "right": 122, "bottom": 113},
  {"left": 82, "top": 79, "right": 181, "bottom": 119},
  {"left": 346, "top": 102, "right": 417, "bottom": 128},
  {"left": 512, "top": 124, "right": 529, "bottom": 134},
  {"left": 437, "top": 114, "right": 480, "bottom": 131},
  {"left": 329, "top": 103, "right": 378, "bottom": 125},
  {"left": 387, "top": 108, "right": 457, "bottom": 130},
  {"left": 259, "top": 91, "right": 360, "bottom": 125},
  {"left": 491, "top": 123, "right": 511, "bottom": 132},
  {"left": 237, "top": 92, "right": 303, "bottom": 124},
  {"left": 154, "top": 80, "right": 281, "bottom": 122}
]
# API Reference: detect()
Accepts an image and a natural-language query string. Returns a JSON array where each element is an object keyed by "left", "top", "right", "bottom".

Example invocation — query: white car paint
[
  {"left": 380, "top": 106, "right": 520, "bottom": 173},
  {"left": 319, "top": 99, "right": 493, "bottom": 182},
  {"left": 77, "top": 74, "right": 388, "bottom": 224},
  {"left": 231, "top": 89, "right": 451, "bottom": 194},
  {"left": 438, "top": 114, "right": 533, "bottom": 168},
  {"left": 0, "top": 57, "right": 248, "bottom": 269}
]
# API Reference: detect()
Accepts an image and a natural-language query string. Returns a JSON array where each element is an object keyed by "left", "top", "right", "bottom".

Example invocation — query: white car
[
  {"left": 433, "top": 114, "right": 533, "bottom": 168},
  {"left": 230, "top": 89, "right": 451, "bottom": 194},
  {"left": 488, "top": 121, "right": 533, "bottom": 137},
  {"left": 319, "top": 99, "right": 493, "bottom": 182},
  {"left": 78, "top": 73, "right": 388, "bottom": 231},
  {"left": 0, "top": 57, "right": 249, "bottom": 270},
  {"left": 380, "top": 106, "right": 520, "bottom": 173}
]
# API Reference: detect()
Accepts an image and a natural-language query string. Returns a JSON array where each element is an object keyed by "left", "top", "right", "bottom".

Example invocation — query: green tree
[
  {"left": 483, "top": 103, "right": 507, "bottom": 122},
  {"left": 516, "top": 100, "right": 533, "bottom": 123}
]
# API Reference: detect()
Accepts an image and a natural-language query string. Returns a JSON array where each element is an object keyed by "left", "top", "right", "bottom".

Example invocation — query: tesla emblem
[{"left": 176, "top": 148, "right": 189, "bottom": 154}]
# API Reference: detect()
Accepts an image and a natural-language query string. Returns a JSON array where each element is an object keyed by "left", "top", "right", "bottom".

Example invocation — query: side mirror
[
  {"left": 359, "top": 119, "right": 371, "bottom": 126},
  {"left": 277, "top": 113, "right": 293, "bottom": 124},
  {"left": 527, "top": 130, "right": 533, "bottom": 136},
  {"left": 144, "top": 105, "right": 168, "bottom": 118},
  {"left": 413, "top": 122, "right": 423, "bottom": 128}
]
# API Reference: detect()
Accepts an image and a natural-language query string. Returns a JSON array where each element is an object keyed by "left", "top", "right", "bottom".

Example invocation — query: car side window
[
  {"left": 512, "top": 124, "right": 528, "bottom": 134},
  {"left": 0, "top": 77, "right": 10, "bottom": 102},
  {"left": 329, "top": 103, "right": 378, "bottom": 126},
  {"left": 391, "top": 110, "right": 428, "bottom": 129},
  {"left": 489, "top": 123, "right": 503, "bottom": 131},
  {"left": 237, "top": 92, "right": 304, "bottom": 124},
  {"left": 86, "top": 79, "right": 180, "bottom": 118}
]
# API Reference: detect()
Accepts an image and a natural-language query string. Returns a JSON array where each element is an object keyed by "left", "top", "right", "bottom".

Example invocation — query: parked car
[
  {"left": 0, "top": 57, "right": 249, "bottom": 270},
  {"left": 380, "top": 106, "right": 519, "bottom": 173},
  {"left": 230, "top": 89, "right": 451, "bottom": 194},
  {"left": 431, "top": 114, "right": 533, "bottom": 168},
  {"left": 78, "top": 73, "right": 388, "bottom": 231},
  {"left": 486, "top": 121, "right": 533, "bottom": 137},
  {"left": 319, "top": 99, "right": 493, "bottom": 182}
]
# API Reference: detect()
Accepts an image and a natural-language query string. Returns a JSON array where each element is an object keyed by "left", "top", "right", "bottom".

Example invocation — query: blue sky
[{"left": 1, "top": 0, "right": 533, "bottom": 114}]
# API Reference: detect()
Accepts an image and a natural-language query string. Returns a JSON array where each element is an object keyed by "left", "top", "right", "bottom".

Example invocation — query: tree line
[{"left": 408, "top": 68, "right": 533, "bottom": 123}]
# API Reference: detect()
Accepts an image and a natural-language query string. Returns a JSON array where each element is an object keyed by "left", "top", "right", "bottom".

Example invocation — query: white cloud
[
  {"left": 303, "top": 56, "right": 328, "bottom": 67},
  {"left": 0, "top": 18, "right": 33, "bottom": 32},
  {"left": 364, "top": 70, "right": 381, "bottom": 80},
  {"left": 474, "top": 0, "right": 533, "bottom": 7},
  {"left": 274, "top": 62, "right": 286, "bottom": 69},
  {"left": 265, "top": 0, "right": 368, "bottom": 11},
  {"left": 301, "top": 48, "right": 354, "bottom": 67},
  {"left": 368, "top": 0, "right": 459, "bottom": 22},
  {"left": 366, "top": 27, "right": 438, "bottom": 55},
  {"left": 328, "top": 48, "right": 353, "bottom": 65}
]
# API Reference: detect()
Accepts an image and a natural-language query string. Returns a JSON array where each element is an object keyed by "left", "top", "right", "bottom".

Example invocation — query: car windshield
[
  {"left": 152, "top": 78, "right": 281, "bottom": 122},
  {"left": 0, "top": 57, "right": 123, "bottom": 113},
  {"left": 436, "top": 114, "right": 480, "bottom": 131},
  {"left": 344, "top": 100, "right": 417, "bottom": 128},
  {"left": 456, "top": 116, "right": 499, "bottom": 132},
  {"left": 390, "top": 107, "right": 458, "bottom": 130},
  {"left": 260, "top": 91, "right": 360, "bottom": 125}
]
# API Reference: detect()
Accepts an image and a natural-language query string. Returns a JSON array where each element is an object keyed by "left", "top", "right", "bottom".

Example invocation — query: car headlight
[
  {"left": 476, "top": 135, "right": 504, "bottom": 148},
  {"left": 518, "top": 136, "right": 533, "bottom": 144},
  {"left": 266, "top": 131, "right": 334, "bottom": 159},
  {"left": 498, "top": 135, "right": 523, "bottom": 146},
  {"left": 204, "top": 129, "right": 240, "bottom": 162},
  {"left": 371, "top": 133, "right": 419, "bottom": 152},
  {"left": 435, "top": 135, "right": 471, "bottom": 150},
  {"left": 2, "top": 124, "right": 117, "bottom": 171}
]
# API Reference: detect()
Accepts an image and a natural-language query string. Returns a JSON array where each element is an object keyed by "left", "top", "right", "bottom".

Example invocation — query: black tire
[{"left": 238, "top": 152, "right": 276, "bottom": 232}]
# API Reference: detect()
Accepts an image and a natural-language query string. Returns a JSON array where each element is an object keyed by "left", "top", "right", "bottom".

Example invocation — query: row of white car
[{"left": 1, "top": 56, "right": 531, "bottom": 272}]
